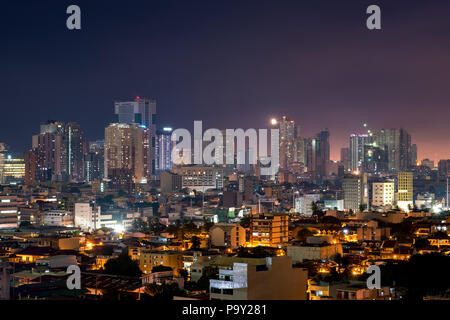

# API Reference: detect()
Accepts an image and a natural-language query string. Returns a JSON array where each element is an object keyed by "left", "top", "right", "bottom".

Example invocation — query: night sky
[{"left": 1, "top": 0, "right": 450, "bottom": 161}]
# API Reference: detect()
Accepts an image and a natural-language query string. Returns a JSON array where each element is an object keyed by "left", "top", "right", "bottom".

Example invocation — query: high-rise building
[
  {"left": 104, "top": 123, "right": 150, "bottom": 185},
  {"left": 349, "top": 134, "right": 370, "bottom": 172},
  {"left": 343, "top": 172, "right": 368, "bottom": 212},
  {"left": 315, "top": 130, "right": 330, "bottom": 178},
  {"left": 29, "top": 121, "right": 85, "bottom": 182},
  {"left": 65, "top": 122, "right": 85, "bottom": 182},
  {"left": 155, "top": 127, "right": 173, "bottom": 174},
  {"left": 411, "top": 144, "right": 418, "bottom": 167},
  {"left": 114, "top": 97, "right": 157, "bottom": 176},
  {"left": 340, "top": 147, "right": 350, "bottom": 171},
  {"left": 85, "top": 140, "right": 104, "bottom": 182},
  {"left": 397, "top": 171, "right": 413, "bottom": 211},
  {"left": 363, "top": 144, "right": 388, "bottom": 174},
  {"left": 24, "top": 149, "right": 38, "bottom": 185},
  {"left": 372, "top": 180, "right": 395, "bottom": 207},
  {"left": 276, "top": 116, "right": 297, "bottom": 169},
  {"left": 31, "top": 121, "right": 66, "bottom": 181},
  {"left": 304, "top": 138, "right": 317, "bottom": 173},
  {"left": 0, "top": 143, "right": 6, "bottom": 184},
  {"left": 375, "top": 129, "right": 412, "bottom": 172},
  {"left": 114, "top": 97, "right": 156, "bottom": 127}
]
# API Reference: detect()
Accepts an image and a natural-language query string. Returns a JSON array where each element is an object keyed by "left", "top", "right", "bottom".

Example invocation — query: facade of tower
[
  {"left": 155, "top": 128, "right": 173, "bottom": 174},
  {"left": 315, "top": 130, "right": 330, "bottom": 178},
  {"left": 349, "top": 134, "right": 370, "bottom": 172},
  {"left": 65, "top": 122, "right": 85, "bottom": 182},
  {"left": 375, "top": 128, "right": 412, "bottom": 172},
  {"left": 397, "top": 171, "right": 413, "bottom": 211},
  {"left": 343, "top": 172, "right": 368, "bottom": 212},
  {"left": 84, "top": 140, "right": 104, "bottom": 182},
  {"left": 104, "top": 123, "right": 150, "bottom": 184},
  {"left": 114, "top": 97, "right": 157, "bottom": 176},
  {"left": 32, "top": 121, "right": 66, "bottom": 182},
  {"left": 277, "top": 116, "right": 297, "bottom": 170}
]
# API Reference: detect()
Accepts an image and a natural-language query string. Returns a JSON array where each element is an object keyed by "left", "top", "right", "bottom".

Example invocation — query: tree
[
  {"left": 359, "top": 204, "right": 365, "bottom": 213},
  {"left": 104, "top": 254, "right": 142, "bottom": 277},
  {"left": 296, "top": 228, "right": 314, "bottom": 241},
  {"left": 152, "top": 265, "right": 173, "bottom": 273},
  {"left": 239, "top": 215, "right": 251, "bottom": 228},
  {"left": 143, "top": 282, "right": 185, "bottom": 300},
  {"left": 190, "top": 236, "right": 201, "bottom": 250},
  {"left": 311, "top": 201, "right": 324, "bottom": 220},
  {"left": 131, "top": 218, "right": 148, "bottom": 233}
]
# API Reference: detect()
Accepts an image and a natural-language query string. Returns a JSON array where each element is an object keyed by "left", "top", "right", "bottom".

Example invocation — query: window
[
  {"left": 211, "top": 287, "right": 221, "bottom": 294},
  {"left": 223, "top": 289, "right": 233, "bottom": 295}
]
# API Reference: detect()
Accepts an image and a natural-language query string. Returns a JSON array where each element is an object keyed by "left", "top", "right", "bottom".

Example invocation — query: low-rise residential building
[
  {"left": 43, "top": 210, "right": 73, "bottom": 227},
  {"left": 139, "top": 250, "right": 183, "bottom": 276},
  {"left": 209, "top": 256, "right": 308, "bottom": 300},
  {"left": 287, "top": 242, "right": 343, "bottom": 263},
  {"left": 209, "top": 223, "right": 246, "bottom": 249},
  {"left": 250, "top": 213, "right": 289, "bottom": 247}
]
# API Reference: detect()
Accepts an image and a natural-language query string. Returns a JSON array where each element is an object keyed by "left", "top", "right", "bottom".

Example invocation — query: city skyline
[{"left": 2, "top": 1, "right": 450, "bottom": 161}]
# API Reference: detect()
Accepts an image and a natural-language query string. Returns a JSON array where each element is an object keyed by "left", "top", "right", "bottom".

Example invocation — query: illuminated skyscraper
[
  {"left": 32, "top": 121, "right": 66, "bottom": 181},
  {"left": 104, "top": 123, "right": 150, "bottom": 185},
  {"left": 349, "top": 134, "right": 370, "bottom": 172},
  {"left": 84, "top": 140, "right": 104, "bottom": 182},
  {"left": 277, "top": 116, "right": 297, "bottom": 169},
  {"left": 114, "top": 97, "right": 157, "bottom": 175},
  {"left": 65, "top": 122, "right": 85, "bottom": 182},
  {"left": 155, "top": 127, "right": 173, "bottom": 174}
]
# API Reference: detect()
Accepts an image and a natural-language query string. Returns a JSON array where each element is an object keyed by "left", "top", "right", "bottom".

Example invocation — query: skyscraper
[
  {"left": 84, "top": 140, "right": 104, "bottom": 182},
  {"left": 277, "top": 116, "right": 297, "bottom": 169},
  {"left": 32, "top": 121, "right": 66, "bottom": 181},
  {"left": 375, "top": 128, "right": 412, "bottom": 172},
  {"left": 104, "top": 123, "right": 150, "bottom": 185},
  {"left": 349, "top": 134, "right": 370, "bottom": 172},
  {"left": 114, "top": 97, "right": 157, "bottom": 175},
  {"left": 155, "top": 127, "right": 173, "bottom": 174},
  {"left": 315, "top": 130, "right": 330, "bottom": 178},
  {"left": 65, "top": 122, "right": 85, "bottom": 182},
  {"left": 340, "top": 147, "right": 350, "bottom": 171}
]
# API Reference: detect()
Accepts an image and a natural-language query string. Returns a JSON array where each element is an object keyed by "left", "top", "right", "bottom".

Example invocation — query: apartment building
[{"left": 209, "top": 256, "right": 307, "bottom": 300}]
